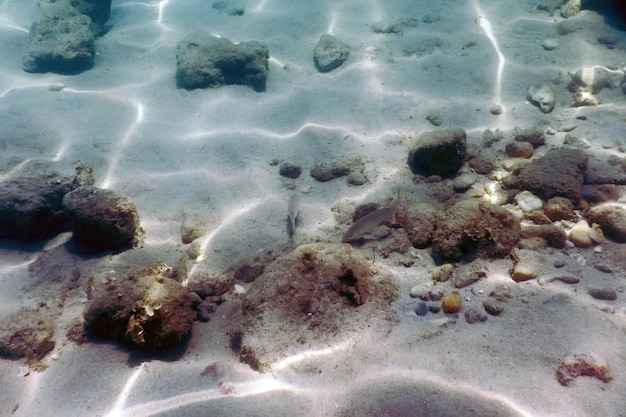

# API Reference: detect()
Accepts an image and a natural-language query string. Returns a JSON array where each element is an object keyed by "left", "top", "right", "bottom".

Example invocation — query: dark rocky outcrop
[
  {"left": 0, "top": 161, "right": 93, "bottom": 239},
  {"left": 62, "top": 186, "right": 142, "bottom": 254},
  {"left": 407, "top": 128, "right": 467, "bottom": 176},
  {"left": 514, "top": 148, "right": 587, "bottom": 205}
]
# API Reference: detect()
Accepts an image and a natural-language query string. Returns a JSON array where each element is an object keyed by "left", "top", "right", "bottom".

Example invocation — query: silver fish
[
  {"left": 341, "top": 202, "right": 400, "bottom": 244},
  {"left": 288, "top": 193, "right": 301, "bottom": 234}
]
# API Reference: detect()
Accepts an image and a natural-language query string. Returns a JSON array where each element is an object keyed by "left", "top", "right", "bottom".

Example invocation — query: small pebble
[
  {"left": 428, "top": 304, "right": 441, "bottom": 314},
  {"left": 483, "top": 299, "right": 505, "bottom": 316},
  {"left": 465, "top": 308, "right": 488, "bottom": 324},
  {"left": 541, "top": 38, "right": 559, "bottom": 50},
  {"left": 442, "top": 291, "right": 462, "bottom": 314},
  {"left": 588, "top": 288, "right": 617, "bottom": 301},
  {"left": 414, "top": 301, "right": 429, "bottom": 316},
  {"left": 594, "top": 264, "right": 612, "bottom": 273},
  {"left": 490, "top": 104, "right": 503, "bottom": 115}
]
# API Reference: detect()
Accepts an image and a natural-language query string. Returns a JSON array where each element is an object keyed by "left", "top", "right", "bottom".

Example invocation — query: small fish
[
  {"left": 341, "top": 201, "right": 401, "bottom": 244},
  {"left": 287, "top": 193, "right": 301, "bottom": 236}
]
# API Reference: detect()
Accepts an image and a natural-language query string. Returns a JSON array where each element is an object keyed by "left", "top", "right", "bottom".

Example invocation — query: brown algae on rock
[{"left": 239, "top": 243, "right": 398, "bottom": 371}]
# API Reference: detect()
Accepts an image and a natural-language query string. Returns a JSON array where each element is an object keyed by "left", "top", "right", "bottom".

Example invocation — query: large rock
[
  {"left": 432, "top": 200, "right": 520, "bottom": 262},
  {"left": 69, "top": 0, "right": 112, "bottom": 31},
  {"left": 407, "top": 128, "right": 467, "bottom": 176},
  {"left": 0, "top": 310, "right": 55, "bottom": 362},
  {"left": 62, "top": 186, "right": 141, "bottom": 254},
  {"left": 0, "top": 161, "right": 93, "bottom": 239},
  {"left": 84, "top": 265, "right": 196, "bottom": 351},
  {"left": 313, "top": 34, "right": 350, "bottom": 72},
  {"left": 515, "top": 148, "right": 587, "bottom": 205},
  {"left": 239, "top": 243, "right": 397, "bottom": 371},
  {"left": 175, "top": 32, "right": 269, "bottom": 92},
  {"left": 586, "top": 203, "right": 626, "bottom": 242},
  {"left": 23, "top": 1, "right": 96, "bottom": 74}
]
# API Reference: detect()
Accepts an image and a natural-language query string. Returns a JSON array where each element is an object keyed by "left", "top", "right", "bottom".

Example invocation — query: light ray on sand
[
  {"left": 272, "top": 340, "right": 353, "bottom": 371},
  {"left": 474, "top": 2, "right": 505, "bottom": 109},
  {"left": 105, "top": 363, "right": 146, "bottom": 417},
  {"left": 109, "top": 377, "right": 296, "bottom": 417},
  {"left": 184, "top": 199, "right": 263, "bottom": 286}
]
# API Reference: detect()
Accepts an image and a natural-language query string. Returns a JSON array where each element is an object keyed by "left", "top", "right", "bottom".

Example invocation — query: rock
[
  {"left": 426, "top": 111, "right": 443, "bottom": 126},
  {"left": 62, "top": 186, "right": 142, "bottom": 254},
  {"left": 511, "top": 249, "right": 545, "bottom": 282},
  {"left": 467, "top": 155, "right": 494, "bottom": 174},
  {"left": 452, "top": 172, "right": 478, "bottom": 192},
  {"left": 403, "top": 203, "right": 437, "bottom": 248},
  {"left": 568, "top": 66, "right": 624, "bottom": 106},
  {"left": 432, "top": 200, "right": 520, "bottom": 262},
  {"left": 505, "top": 141, "right": 534, "bottom": 158},
  {"left": 414, "top": 301, "right": 429, "bottom": 316},
  {"left": 431, "top": 263, "right": 454, "bottom": 283},
  {"left": 586, "top": 203, "right": 626, "bottom": 242},
  {"left": 84, "top": 265, "right": 196, "bottom": 351},
  {"left": 196, "top": 298, "right": 218, "bottom": 322},
  {"left": 560, "top": 0, "right": 581, "bottom": 18},
  {"left": 515, "top": 147, "right": 587, "bottom": 205},
  {"left": 556, "top": 353, "right": 612, "bottom": 386},
  {"left": 313, "top": 34, "right": 350, "bottom": 72},
  {"left": 239, "top": 243, "right": 397, "bottom": 371},
  {"left": 489, "top": 104, "right": 503, "bottom": 115},
  {"left": 523, "top": 210, "right": 552, "bottom": 225},
  {"left": 520, "top": 225, "right": 567, "bottom": 248},
  {"left": 453, "top": 261, "right": 487, "bottom": 288},
  {"left": 465, "top": 308, "right": 488, "bottom": 324},
  {"left": 0, "top": 310, "right": 55, "bottom": 362},
  {"left": 279, "top": 162, "right": 302, "bottom": 179},
  {"left": 483, "top": 298, "right": 506, "bottom": 316},
  {"left": 544, "top": 197, "right": 576, "bottom": 221},
  {"left": 66, "top": 0, "right": 113, "bottom": 33},
  {"left": 568, "top": 220, "right": 593, "bottom": 247},
  {"left": 347, "top": 171, "right": 368, "bottom": 186},
  {"left": 442, "top": 291, "right": 462, "bottom": 314},
  {"left": 528, "top": 84, "right": 556, "bottom": 113},
  {"left": 568, "top": 66, "right": 623, "bottom": 94},
  {"left": 310, "top": 158, "right": 363, "bottom": 182},
  {"left": 0, "top": 160, "right": 93, "bottom": 239},
  {"left": 518, "top": 237, "right": 548, "bottom": 250},
  {"left": 581, "top": 184, "right": 619, "bottom": 203},
  {"left": 407, "top": 128, "right": 467, "bottom": 176},
  {"left": 514, "top": 127, "right": 546, "bottom": 148},
  {"left": 541, "top": 38, "right": 559, "bottom": 50},
  {"left": 175, "top": 32, "right": 269, "bottom": 92},
  {"left": 597, "top": 34, "right": 619, "bottom": 49},
  {"left": 23, "top": 1, "right": 96, "bottom": 74},
  {"left": 514, "top": 190, "right": 543, "bottom": 212}
]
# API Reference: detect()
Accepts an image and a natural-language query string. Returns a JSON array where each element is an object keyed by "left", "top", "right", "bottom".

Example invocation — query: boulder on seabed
[
  {"left": 175, "top": 32, "right": 270, "bottom": 92},
  {"left": 62, "top": 185, "right": 142, "bottom": 254}
]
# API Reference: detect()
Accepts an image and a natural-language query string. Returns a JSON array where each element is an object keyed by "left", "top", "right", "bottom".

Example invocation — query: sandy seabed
[{"left": 1, "top": 0, "right": 626, "bottom": 416}]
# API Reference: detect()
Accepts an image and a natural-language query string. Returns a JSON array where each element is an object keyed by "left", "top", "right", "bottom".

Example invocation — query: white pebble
[
  {"left": 594, "top": 246, "right": 603, "bottom": 253},
  {"left": 514, "top": 191, "right": 543, "bottom": 212},
  {"left": 18, "top": 366, "right": 30, "bottom": 377}
]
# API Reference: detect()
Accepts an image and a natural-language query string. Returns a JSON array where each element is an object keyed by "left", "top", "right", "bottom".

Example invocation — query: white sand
[{"left": 1, "top": 0, "right": 626, "bottom": 416}]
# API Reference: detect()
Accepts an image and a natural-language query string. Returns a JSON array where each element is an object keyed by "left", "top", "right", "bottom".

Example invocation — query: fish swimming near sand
[
  {"left": 287, "top": 193, "right": 300, "bottom": 238},
  {"left": 341, "top": 200, "right": 402, "bottom": 244}
]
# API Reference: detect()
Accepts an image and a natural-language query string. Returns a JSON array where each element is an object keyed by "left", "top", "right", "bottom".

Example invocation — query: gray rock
[
  {"left": 0, "top": 160, "right": 93, "bottom": 239},
  {"left": 407, "top": 128, "right": 467, "bottom": 176},
  {"left": 514, "top": 127, "right": 546, "bottom": 148},
  {"left": 175, "top": 32, "right": 269, "bottom": 92},
  {"left": 310, "top": 158, "right": 362, "bottom": 182},
  {"left": 313, "top": 34, "right": 350, "bottom": 73},
  {"left": 465, "top": 308, "right": 488, "bottom": 324},
  {"left": 23, "top": 1, "right": 96, "bottom": 74},
  {"left": 64, "top": 0, "right": 112, "bottom": 33},
  {"left": 587, "top": 203, "right": 626, "bottom": 242},
  {"left": 515, "top": 147, "right": 587, "bottom": 204},
  {"left": 528, "top": 84, "right": 556, "bottom": 113},
  {"left": 62, "top": 186, "right": 141, "bottom": 253}
]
